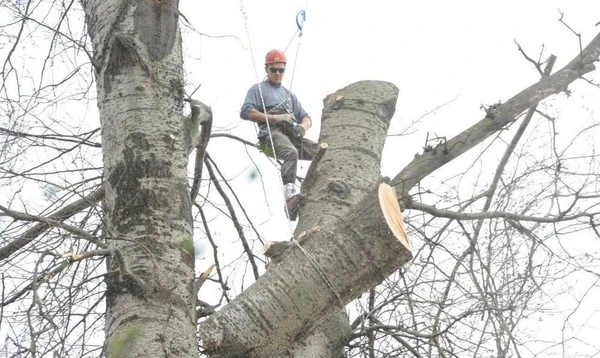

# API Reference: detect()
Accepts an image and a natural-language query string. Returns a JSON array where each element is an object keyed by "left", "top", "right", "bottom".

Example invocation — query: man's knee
[{"left": 278, "top": 146, "right": 298, "bottom": 161}]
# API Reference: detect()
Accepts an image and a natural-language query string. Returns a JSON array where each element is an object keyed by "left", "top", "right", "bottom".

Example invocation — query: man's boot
[{"left": 284, "top": 183, "right": 300, "bottom": 220}]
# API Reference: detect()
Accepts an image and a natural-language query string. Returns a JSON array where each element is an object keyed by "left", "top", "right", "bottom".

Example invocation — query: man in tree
[{"left": 240, "top": 49, "right": 317, "bottom": 219}]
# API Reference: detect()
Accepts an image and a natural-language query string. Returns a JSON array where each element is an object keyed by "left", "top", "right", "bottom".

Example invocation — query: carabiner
[{"left": 296, "top": 10, "right": 306, "bottom": 37}]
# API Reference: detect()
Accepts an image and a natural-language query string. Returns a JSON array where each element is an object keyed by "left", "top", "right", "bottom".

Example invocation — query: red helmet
[{"left": 265, "top": 49, "right": 287, "bottom": 65}]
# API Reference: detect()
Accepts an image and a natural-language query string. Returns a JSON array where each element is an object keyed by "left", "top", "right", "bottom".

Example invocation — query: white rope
[{"left": 291, "top": 239, "right": 345, "bottom": 308}]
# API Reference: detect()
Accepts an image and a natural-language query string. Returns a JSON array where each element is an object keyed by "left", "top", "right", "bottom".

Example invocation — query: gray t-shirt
[{"left": 240, "top": 80, "right": 309, "bottom": 138}]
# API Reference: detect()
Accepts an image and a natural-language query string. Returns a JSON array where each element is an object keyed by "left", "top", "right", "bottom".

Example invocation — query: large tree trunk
[
  {"left": 81, "top": 1, "right": 196, "bottom": 357},
  {"left": 199, "top": 82, "right": 412, "bottom": 358},
  {"left": 282, "top": 81, "right": 399, "bottom": 358}
]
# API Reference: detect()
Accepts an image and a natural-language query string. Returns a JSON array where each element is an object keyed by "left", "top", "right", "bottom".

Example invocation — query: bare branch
[
  {"left": 0, "top": 187, "right": 104, "bottom": 260},
  {"left": 392, "top": 30, "right": 600, "bottom": 198},
  {"left": 203, "top": 155, "right": 261, "bottom": 280},
  {"left": 409, "top": 201, "right": 596, "bottom": 224},
  {"left": 558, "top": 10, "right": 583, "bottom": 54},
  {"left": 0, "top": 204, "right": 107, "bottom": 249}
]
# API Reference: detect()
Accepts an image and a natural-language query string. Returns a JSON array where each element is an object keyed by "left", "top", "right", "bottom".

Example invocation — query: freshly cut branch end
[
  {"left": 378, "top": 183, "right": 411, "bottom": 251},
  {"left": 263, "top": 240, "right": 295, "bottom": 266}
]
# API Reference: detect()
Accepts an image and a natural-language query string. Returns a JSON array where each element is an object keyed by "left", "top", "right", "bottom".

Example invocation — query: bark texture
[
  {"left": 277, "top": 308, "right": 351, "bottom": 358},
  {"left": 198, "top": 82, "right": 411, "bottom": 358},
  {"left": 283, "top": 81, "right": 399, "bottom": 357},
  {"left": 82, "top": 0, "right": 196, "bottom": 357},
  {"left": 297, "top": 81, "right": 399, "bottom": 234}
]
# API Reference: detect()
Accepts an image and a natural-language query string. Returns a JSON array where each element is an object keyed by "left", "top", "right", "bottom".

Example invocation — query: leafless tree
[{"left": 1, "top": 1, "right": 599, "bottom": 358}]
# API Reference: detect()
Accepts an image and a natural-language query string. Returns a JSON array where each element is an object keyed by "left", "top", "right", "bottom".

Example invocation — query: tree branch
[
  {"left": 203, "top": 155, "right": 261, "bottom": 280},
  {"left": 189, "top": 100, "right": 213, "bottom": 202},
  {"left": 408, "top": 201, "right": 597, "bottom": 223},
  {"left": 392, "top": 31, "right": 600, "bottom": 199},
  {"left": 0, "top": 203, "right": 107, "bottom": 250},
  {"left": 0, "top": 187, "right": 104, "bottom": 260}
]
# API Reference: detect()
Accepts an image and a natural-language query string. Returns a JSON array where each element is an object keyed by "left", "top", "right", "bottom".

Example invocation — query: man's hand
[
  {"left": 272, "top": 113, "right": 296, "bottom": 126},
  {"left": 293, "top": 123, "right": 306, "bottom": 137}
]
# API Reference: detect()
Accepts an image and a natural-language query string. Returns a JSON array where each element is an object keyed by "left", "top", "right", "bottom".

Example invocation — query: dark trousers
[{"left": 261, "top": 128, "right": 318, "bottom": 185}]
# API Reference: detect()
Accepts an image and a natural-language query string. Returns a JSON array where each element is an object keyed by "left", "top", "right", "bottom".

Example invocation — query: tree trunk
[
  {"left": 81, "top": 1, "right": 196, "bottom": 357},
  {"left": 281, "top": 81, "right": 399, "bottom": 358}
]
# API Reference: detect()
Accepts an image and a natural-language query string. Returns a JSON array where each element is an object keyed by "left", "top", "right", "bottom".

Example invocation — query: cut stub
[
  {"left": 263, "top": 240, "right": 295, "bottom": 268},
  {"left": 378, "top": 183, "right": 411, "bottom": 251}
]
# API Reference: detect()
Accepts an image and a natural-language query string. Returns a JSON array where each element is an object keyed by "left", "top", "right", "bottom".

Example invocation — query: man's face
[{"left": 266, "top": 63, "right": 285, "bottom": 84}]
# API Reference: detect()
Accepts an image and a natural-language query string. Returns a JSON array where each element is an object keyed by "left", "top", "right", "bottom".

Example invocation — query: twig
[
  {"left": 203, "top": 155, "right": 260, "bottom": 279},
  {"left": 0, "top": 186, "right": 105, "bottom": 260},
  {"left": 195, "top": 203, "right": 231, "bottom": 303},
  {"left": 204, "top": 155, "right": 266, "bottom": 247},
  {"left": 514, "top": 40, "right": 544, "bottom": 77},
  {"left": 408, "top": 201, "right": 596, "bottom": 223},
  {"left": 558, "top": 10, "right": 583, "bottom": 54},
  {"left": 210, "top": 133, "right": 259, "bottom": 147}
]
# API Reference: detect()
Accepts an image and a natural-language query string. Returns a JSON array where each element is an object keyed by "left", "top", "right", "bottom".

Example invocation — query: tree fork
[{"left": 199, "top": 183, "right": 411, "bottom": 357}]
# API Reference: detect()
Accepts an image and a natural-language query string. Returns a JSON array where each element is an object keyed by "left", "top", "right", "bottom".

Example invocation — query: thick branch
[
  {"left": 199, "top": 183, "right": 411, "bottom": 357},
  {"left": 392, "top": 31, "right": 600, "bottom": 197},
  {"left": 297, "top": 80, "right": 399, "bottom": 233},
  {"left": 282, "top": 81, "right": 399, "bottom": 358}
]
